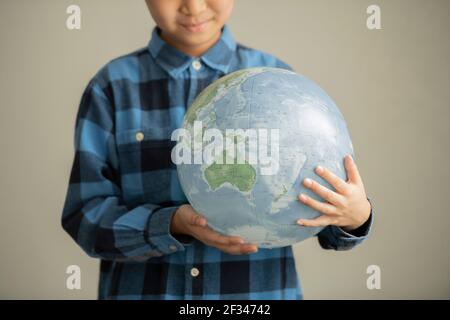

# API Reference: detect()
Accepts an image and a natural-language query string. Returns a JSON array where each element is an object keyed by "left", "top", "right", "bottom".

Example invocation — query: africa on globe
[{"left": 172, "top": 67, "right": 354, "bottom": 248}]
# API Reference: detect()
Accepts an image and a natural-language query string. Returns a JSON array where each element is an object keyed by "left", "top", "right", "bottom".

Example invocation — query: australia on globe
[{"left": 172, "top": 67, "right": 354, "bottom": 248}]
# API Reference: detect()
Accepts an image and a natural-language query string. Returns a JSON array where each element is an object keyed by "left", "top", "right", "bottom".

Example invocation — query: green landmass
[{"left": 204, "top": 160, "right": 256, "bottom": 192}]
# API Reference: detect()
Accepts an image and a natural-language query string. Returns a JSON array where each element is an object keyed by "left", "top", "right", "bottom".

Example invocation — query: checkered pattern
[{"left": 61, "top": 26, "right": 372, "bottom": 300}]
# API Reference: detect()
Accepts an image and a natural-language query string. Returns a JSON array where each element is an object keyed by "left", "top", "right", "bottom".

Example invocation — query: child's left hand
[{"left": 297, "top": 155, "right": 371, "bottom": 232}]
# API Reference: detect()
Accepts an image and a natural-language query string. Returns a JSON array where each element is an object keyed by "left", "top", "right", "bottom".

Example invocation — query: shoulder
[
  {"left": 233, "top": 42, "right": 294, "bottom": 71},
  {"left": 89, "top": 47, "right": 163, "bottom": 88}
]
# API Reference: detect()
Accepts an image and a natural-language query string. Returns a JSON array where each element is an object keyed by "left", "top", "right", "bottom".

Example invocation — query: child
[{"left": 62, "top": 0, "right": 373, "bottom": 300}]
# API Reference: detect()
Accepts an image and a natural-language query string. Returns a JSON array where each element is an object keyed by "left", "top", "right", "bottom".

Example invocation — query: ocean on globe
[{"left": 174, "top": 67, "right": 354, "bottom": 248}]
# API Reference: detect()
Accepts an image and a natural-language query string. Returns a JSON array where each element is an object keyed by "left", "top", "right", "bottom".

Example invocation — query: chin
[{"left": 179, "top": 31, "right": 217, "bottom": 45}]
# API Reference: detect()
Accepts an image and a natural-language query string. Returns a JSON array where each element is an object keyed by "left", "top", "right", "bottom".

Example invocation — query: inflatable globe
[{"left": 174, "top": 67, "right": 354, "bottom": 248}]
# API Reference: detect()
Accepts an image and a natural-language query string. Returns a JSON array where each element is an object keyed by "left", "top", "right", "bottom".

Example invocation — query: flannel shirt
[{"left": 62, "top": 25, "right": 373, "bottom": 300}]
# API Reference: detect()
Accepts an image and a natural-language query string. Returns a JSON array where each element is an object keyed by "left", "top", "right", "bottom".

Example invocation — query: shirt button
[
  {"left": 192, "top": 59, "right": 202, "bottom": 71},
  {"left": 135, "top": 132, "right": 144, "bottom": 141},
  {"left": 169, "top": 245, "right": 177, "bottom": 251},
  {"left": 190, "top": 267, "right": 200, "bottom": 277}
]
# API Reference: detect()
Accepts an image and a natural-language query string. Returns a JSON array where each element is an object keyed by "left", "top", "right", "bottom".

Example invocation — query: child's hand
[
  {"left": 297, "top": 155, "right": 371, "bottom": 231},
  {"left": 171, "top": 204, "right": 258, "bottom": 255}
]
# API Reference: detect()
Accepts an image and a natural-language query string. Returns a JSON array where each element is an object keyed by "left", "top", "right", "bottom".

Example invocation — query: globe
[{"left": 174, "top": 67, "right": 354, "bottom": 248}]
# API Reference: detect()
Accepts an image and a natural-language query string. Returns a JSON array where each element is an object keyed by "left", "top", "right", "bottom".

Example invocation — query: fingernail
[
  {"left": 316, "top": 166, "right": 323, "bottom": 173},
  {"left": 299, "top": 194, "right": 307, "bottom": 202},
  {"left": 297, "top": 219, "right": 304, "bottom": 225},
  {"left": 304, "top": 178, "right": 312, "bottom": 187}
]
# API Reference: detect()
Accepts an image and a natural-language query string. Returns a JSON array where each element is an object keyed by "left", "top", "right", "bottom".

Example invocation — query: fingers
[
  {"left": 185, "top": 207, "right": 207, "bottom": 227},
  {"left": 202, "top": 226, "right": 244, "bottom": 246},
  {"left": 182, "top": 205, "right": 259, "bottom": 255},
  {"left": 314, "top": 165, "right": 348, "bottom": 194},
  {"left": 298, "top": 192, "right": 340, "bottom": 216},
  {"left": 302, "top": 177, "right": 345, "bottom": 207},
  {"left": 194, "top": 226, "right": 258, "bottom": 255},
  {"left": 216, "top": 243, "right": 258, "bottom": 255},
  {"left": 300, "top": 178, "right": 345, "bottom": 210},
  {"left": 297, "top": 214, "right": 338, "bottom": 228},
  {"left": 345, "top": 155, "right": 362, "bottom": 185}
]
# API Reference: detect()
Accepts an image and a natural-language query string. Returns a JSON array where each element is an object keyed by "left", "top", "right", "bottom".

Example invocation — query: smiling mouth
[{"left": 180, "top": 19, "right": 211, "bottom": 33}]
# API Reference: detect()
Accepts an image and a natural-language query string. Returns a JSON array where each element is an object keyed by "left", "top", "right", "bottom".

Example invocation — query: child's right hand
[{"left": 170, "top": 204, "right": 258, "bottom": 255}]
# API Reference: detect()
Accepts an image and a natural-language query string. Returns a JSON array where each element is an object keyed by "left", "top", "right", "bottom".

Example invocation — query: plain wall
[{"left": 0, "top": 0, "right": 449, "bottom": 299}]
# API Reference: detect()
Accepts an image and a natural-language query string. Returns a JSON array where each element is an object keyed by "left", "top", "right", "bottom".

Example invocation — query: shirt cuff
[
  {"left": 336, "top": 209, "right": 373, "bottom": 239},
  {"left": 318, "top": 198, "right": 374, "bottom": 250},
  {"left": 146, "top": 206, "right": 193, "bottom": 255}
]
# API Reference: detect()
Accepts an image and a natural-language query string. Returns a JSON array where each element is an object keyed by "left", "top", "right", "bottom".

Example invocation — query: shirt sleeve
[
  {"left": 317, "top": 198, "right": 374, "bottom": 251},
  {"left": 61, "top": 79, "right": 189, "bottom": 262},
  {"left": 275, "top": 58, "right": 294, "bottom": 71}
]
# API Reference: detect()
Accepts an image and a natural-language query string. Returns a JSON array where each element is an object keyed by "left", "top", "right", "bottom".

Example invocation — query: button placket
[
  {"left": 192, "top": 59, "right": 202, "bottom": 71},
  {"left": 190, "top": 267, "right": 200, "bottom": 277},
  {"left": 135, "top": 131, "right": 144, "bottom": 142}
]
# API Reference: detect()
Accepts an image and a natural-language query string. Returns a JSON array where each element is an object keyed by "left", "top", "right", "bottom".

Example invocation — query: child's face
[{"left": 145, "top": 0, "right": 234, "bottom": 56}]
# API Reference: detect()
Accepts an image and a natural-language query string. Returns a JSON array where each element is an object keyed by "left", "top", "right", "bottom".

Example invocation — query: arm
[
  {"left": 61, "top": 79, "right": 186, "bottom": 262},
  {"left": 317, "top": 198, "right": 373, "bottom": 250}
]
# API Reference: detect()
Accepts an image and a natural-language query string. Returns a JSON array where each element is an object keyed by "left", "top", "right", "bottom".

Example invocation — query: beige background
[{"left": 0, "top": 0, "right": 449, "bottom": 299}]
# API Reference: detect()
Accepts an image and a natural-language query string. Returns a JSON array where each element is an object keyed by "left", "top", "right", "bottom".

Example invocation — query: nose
[{"left": 181, "top": 0, "right": 206, "bottom": 16}]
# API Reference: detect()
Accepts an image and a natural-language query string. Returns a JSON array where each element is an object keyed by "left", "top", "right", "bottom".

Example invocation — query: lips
[{"left": 180, "top": 18, "right": 212, "bottom": 33}]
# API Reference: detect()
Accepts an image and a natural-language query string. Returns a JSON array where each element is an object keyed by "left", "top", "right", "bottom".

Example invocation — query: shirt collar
[{"left": 148, "top": 25, "right": 237, "bottom": 77}]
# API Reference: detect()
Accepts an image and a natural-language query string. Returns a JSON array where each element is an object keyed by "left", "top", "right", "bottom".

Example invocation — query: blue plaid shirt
[{"left": 62, "top": 25, "right": 372, "bottom": 300}]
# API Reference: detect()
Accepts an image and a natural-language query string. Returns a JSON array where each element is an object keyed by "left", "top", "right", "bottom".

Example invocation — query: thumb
[{"left": 186, "top": 207, "right": 207, "bottom": 227}]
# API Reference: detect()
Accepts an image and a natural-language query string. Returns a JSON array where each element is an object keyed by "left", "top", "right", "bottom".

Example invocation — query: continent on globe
[
  {"left": 204, "top": 157, "right": 256, "bottom": 193},
  {"left": 175, "top": 67, "right": 355, "bottom": 248}
]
